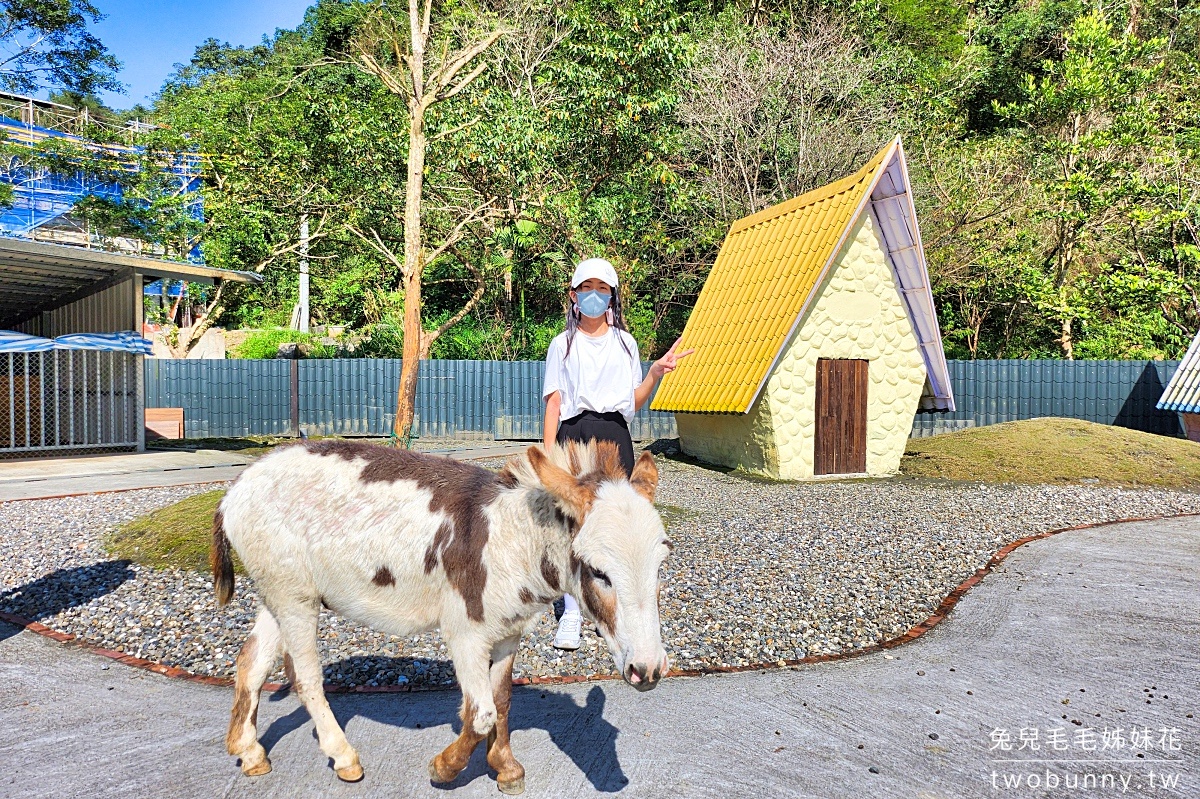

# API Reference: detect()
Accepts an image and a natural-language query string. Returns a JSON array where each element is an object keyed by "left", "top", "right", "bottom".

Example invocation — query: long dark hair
[{"left": 564, "top": 286, "right": 633, "bottom": 360}]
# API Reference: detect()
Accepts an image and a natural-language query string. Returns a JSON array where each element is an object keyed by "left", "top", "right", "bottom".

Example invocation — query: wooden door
[{"left": 814, "top": 358, "right": 868, "bottom": 475}]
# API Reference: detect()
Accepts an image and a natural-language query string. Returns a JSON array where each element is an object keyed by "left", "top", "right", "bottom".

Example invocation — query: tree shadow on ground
[
  {"left": 0, "top": 560, "right": 135, "bottom": 641},
  {"left": 260, "top": 680, "right": 627, "bottom": 792}
]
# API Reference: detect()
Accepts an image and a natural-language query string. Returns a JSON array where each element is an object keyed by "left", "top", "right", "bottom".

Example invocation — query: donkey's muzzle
[{"left": 624, "top": 661, "right": 663, "bottom": 692}]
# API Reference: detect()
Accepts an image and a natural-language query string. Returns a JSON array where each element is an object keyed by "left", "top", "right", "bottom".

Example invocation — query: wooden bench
[{"left": 145, "top": 407, "right": 184, "bottom": 440}]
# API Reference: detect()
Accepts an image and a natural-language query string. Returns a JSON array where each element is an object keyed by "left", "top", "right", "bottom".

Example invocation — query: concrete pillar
[{"left": 298, "top": 214, "right": 310, "bottom": 333}]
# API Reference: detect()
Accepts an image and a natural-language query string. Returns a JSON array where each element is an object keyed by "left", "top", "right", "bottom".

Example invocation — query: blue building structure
[{"left": 0, "top": 92, "right": 202, "bottom": 260}]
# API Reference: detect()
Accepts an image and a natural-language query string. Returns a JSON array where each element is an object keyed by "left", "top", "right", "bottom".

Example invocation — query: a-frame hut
[{"left": 652, "top": 137, "right": 954, "bottom": 479}]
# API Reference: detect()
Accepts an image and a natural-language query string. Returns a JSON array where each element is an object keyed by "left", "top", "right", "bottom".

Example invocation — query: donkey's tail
[{"left": 211, "top": 505, "right": 235, "bottom": 606}]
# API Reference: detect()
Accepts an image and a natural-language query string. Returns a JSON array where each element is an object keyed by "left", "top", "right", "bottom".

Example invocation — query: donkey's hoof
[
  {"left": 428, "top": 756, "right": 458, "bottom": 784},
  {"left": 336, "top": 763, "right": 364, "bottom": 782},
  {"left": 497, "top": 776, "right": 525, "bottom": 795},
  {"left": 241, "top": 758, "right": 272, "bottom": 777}
]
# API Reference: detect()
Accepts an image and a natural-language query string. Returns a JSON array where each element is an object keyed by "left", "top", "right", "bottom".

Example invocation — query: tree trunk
[
  {"left": 395, "top": 263, "right": 423, "bottom": 440},
  {"left": 171, "top": 282, "right": 227, "bottom": 358},
  {"left": 394, "top": 106, "right": 426, "bottom": 443},
  {"left": 1060, "top": 315, "right": 1074, "bottom": 360},
  {"left": 391, "top": 0, "right": 429, "bottom": 445},
  {"left": 1058, "top": 286, "right": 1074, "bottom": 360},
  {"left": 351, "top": 1, "right": 500, "bottom": 443}
]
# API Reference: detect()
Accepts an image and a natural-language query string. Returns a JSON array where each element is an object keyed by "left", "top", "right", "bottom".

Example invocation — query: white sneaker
[{"left": 552, "top": 610, "right": 582, "bottom": 650}]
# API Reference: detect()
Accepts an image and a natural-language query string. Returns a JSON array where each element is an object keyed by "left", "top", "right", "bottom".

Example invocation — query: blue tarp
[
  {"left": 0, "top": 330, "right": 54, "bottom": 352},
  {"left": 0, "top": 330, "right": 152, "bottom": 354}
]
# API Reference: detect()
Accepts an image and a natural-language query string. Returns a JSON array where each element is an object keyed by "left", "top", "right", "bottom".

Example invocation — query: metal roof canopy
[{"left": 0, "top": 238, "right": 260, "bottom": 328}]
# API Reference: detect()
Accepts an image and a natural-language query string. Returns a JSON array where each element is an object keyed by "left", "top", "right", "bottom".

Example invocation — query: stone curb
[{"left": 2, "top": 512, "right": 1194, "bottom": 694}]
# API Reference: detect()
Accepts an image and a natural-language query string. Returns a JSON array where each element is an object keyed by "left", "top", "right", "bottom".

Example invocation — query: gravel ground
[{"left": 3, "top": 454, "right": 1199, "bottom": 690}]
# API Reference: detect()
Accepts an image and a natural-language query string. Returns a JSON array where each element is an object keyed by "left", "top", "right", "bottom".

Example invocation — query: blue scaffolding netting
[{"left": 0, "top": 112, "right": 203, "bottom": 259}]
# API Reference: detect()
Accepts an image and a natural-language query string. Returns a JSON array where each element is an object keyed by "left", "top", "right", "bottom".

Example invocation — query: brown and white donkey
[{"left": 211, "top": 438, "right": 671, "bottom": 794}]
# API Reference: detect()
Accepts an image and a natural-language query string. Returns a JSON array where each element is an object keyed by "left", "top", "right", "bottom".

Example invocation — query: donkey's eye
[{"left": 588, "top": 565, "right": 611, "bottom": 587}]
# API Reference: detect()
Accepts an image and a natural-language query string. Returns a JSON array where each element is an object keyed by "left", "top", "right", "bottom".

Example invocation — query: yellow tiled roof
[{"left": 652, "top": 141, "right": 895, "bottom": 413}]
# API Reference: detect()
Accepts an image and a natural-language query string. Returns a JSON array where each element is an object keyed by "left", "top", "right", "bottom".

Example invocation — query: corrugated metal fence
[
  {"left": 911, "top": 359, "right": 1180, "bottom": 437},
  {"left": 145, "top": 358, "right": 1183, "bottom": 441},
  {"left": 144, "top": 359, "right": 677, "bottom": 440},
  {"left": 145, "top": 358, "right": 293, "bottom": 438}
]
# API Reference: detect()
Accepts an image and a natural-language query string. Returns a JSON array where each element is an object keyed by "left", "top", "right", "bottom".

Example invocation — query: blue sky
[{"left": 87, "top": 1, "right": 313, "bottom": 109}]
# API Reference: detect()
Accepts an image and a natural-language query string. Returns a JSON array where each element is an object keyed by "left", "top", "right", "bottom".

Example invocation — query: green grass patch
[
  {"left": 656, "top": 503, "right": 698, "bottom": 530},
  {"left": 231, "top": 329, "right": 336, "bottom": 359},
  {"left": 105, "top": 490, "right": 242, "bottom": 573},
  {"left": 901, "top": 418, "right": 1200, "bottom": 490}
]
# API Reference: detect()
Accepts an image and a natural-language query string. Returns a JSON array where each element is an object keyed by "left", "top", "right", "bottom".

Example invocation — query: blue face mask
[{"left": 576, "top": 289, "right": 611, "bottom": 319}]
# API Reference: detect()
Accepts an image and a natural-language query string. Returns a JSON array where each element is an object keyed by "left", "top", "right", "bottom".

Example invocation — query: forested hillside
[{"left": 96, "top": 1, "right": 1200, "bottom": 360}]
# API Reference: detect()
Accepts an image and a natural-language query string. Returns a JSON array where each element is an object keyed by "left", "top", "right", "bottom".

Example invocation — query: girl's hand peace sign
[{"left": 650, "top": 338, "right": 696, "bottom": 379}]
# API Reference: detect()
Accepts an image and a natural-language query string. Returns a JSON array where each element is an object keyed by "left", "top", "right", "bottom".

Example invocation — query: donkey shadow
[
  {"left": 260, "top": 674, "right": 628, "bottom": 792},
  {"left": 0, "top": 560, "right": 135, "bottom": 642}
]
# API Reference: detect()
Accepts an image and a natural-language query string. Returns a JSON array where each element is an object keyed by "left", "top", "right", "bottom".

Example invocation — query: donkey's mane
[{"left": 499, "top": 439, "right": 626, "bottom": 491}]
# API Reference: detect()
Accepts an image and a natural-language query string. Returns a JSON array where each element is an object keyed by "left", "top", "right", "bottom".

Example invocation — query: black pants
[{"left": 556, "top": 410, "right": 635, "bottom": 477}]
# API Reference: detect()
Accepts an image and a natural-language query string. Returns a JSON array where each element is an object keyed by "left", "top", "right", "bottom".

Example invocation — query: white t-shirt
[{"left": 543, "top": 328, "right": 642, "bottom": 423}]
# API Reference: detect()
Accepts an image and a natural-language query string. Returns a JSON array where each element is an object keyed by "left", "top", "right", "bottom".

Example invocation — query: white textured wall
[
  {"left": 765, "top": 212, "right": 926, "bottom": 478},
  {"left": 676, "top": 393, "right": 778, "bottom": 475},
  {"left": 677, "top": 211, "right": 926, "bottom": 479}
]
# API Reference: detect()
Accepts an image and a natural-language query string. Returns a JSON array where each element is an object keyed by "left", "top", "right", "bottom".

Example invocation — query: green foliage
[
  {"left": 986, "top": 10, "right": 1187, "bottom": 358},
  {"left": 106, "top": 0, "right": 1200, "bottom": 362},
  {"left": 917, "top": 2, "right": 1200, "bottom": 359},
  {"left": 46, "top": 89, "right": 112, "bottom": 116},
  {"left": 0, "top": 1, "right": 120, "bottom": 95},
  {"left": 428, "top": 313, "right": 565, "bottom": 360},
  {"left": 957, "top": 0, "right": 1085, "bottom": 131},
  {"left": 232, "top": 329, "right": 336, "bottom": 359},
  {"left": 880, "top": 0, "right": 965, "bottom": 60},
  {"left": 354, "top": 323, "right": 405, "bottom": 358}
]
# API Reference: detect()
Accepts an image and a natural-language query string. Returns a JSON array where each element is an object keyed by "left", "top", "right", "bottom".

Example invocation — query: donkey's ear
[
  {"left": 527, "top": 445, "right": 595, "bottom": 520},
  {"left": 629, "top": 451, "right": 658, "bottom": 503}
]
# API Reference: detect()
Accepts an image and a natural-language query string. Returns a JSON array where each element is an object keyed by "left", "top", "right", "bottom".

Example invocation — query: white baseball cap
[{"left": 570, "top": 257, "right": 618, "bottom": 288}]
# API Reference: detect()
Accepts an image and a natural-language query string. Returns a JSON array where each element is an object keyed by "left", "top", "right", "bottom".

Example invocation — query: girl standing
[{"left": 541, "top": 257, "right": 693, "bottom": 649}]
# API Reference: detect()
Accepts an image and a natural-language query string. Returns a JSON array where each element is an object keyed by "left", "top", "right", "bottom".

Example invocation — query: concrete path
[
  {"left": 1, "top": 517, "right": 1197, "bottom": 798},
  {"left": 0, "top": 443, "right": 530, "bottom": 501},
  {"left": 0, "top": 449, "right": 255, "bottom": 500}
]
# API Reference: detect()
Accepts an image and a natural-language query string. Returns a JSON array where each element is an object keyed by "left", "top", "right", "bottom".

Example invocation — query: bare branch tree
[
  {"left": 678, "top": 16, "right": 891, "bottom": 224},
  {"left": 343, "top": 1, "right": 506, "bottom": 443}
]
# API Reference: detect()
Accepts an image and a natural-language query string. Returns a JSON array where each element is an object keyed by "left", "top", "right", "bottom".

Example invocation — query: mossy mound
[
  {"left": 901, "top": 418, "right": 1199, "bottom": 489},
  {"left": 105, "top": 490, "right": 243, "bottom": 573}
]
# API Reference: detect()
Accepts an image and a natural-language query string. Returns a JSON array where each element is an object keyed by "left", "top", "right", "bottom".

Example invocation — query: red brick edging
[{"left": 2, "top": 512, "right": 1194, "bottom": 694}]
